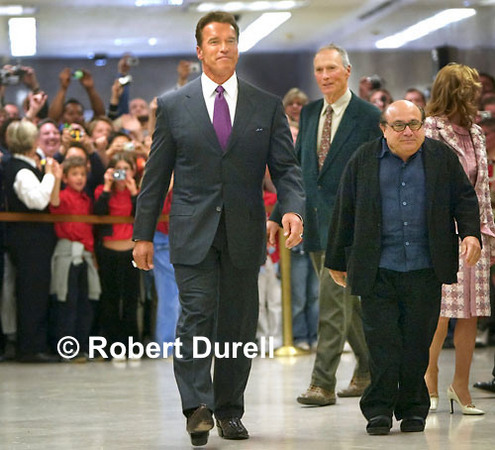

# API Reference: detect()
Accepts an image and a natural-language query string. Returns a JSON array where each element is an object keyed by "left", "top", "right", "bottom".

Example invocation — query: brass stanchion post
[{"left": 274, "top": 230, "right": 310, "bottom": 357}]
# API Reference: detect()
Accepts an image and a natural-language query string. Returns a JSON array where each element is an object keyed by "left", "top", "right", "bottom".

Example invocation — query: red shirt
[
  {"left": 156, "top": 191, "right": 172, "bottom": 235},
  {"left": 50, "top": 186, "right": 94, "bottom": 252},
  {"left": 264, "top": 191, "right": 279, "bottom": 263},
  {"left": 94, "top": 185, "right": 135, "bottom": 241}
]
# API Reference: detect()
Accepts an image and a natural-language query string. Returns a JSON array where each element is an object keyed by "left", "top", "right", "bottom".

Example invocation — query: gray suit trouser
[
  {"left": 309, "top": 251, "right": 370, "bottom": 392},
  {"left": 173, "top": 215, "right": 259, "bottom": 419}
]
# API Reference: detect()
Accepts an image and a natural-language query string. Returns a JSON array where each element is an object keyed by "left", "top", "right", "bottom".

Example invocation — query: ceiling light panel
[{"left": 375, "top": 8, "right": 476, "bottom": 49}]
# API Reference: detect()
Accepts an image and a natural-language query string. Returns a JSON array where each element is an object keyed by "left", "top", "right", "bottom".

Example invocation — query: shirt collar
[
  {"left": 66, "top": 184, "right": 88, "bottom": 199},
  {"left": 321, "top": 89, "right": 352, "bottom": 118},
  {"left": 378, "top": 137, "right": 423, "bottom": 160},
  {"left": 201, "top": 72, "right": 238, "bottom": 99}
]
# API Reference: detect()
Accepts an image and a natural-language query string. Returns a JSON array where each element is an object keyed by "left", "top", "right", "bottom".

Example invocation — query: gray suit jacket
[{"left": 133, "top": 77, "right": 305, "bottom": 269}]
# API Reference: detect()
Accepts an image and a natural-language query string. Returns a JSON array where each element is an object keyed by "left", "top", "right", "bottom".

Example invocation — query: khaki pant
[{"left": 309, "top": 251, "right": 370, "bottom": 392}]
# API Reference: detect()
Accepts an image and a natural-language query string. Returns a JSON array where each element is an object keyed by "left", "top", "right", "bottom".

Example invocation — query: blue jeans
[
  {"left": 153, "top": 231, "right": 180, "bottom": 355},
  {"left": 290, "top": 248, "right": 319, "bottom": 345}
]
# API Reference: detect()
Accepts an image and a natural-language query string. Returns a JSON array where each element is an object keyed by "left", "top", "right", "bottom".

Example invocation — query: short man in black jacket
[{"left": 325, "top": 100, "right": 482, "bottom": 435}]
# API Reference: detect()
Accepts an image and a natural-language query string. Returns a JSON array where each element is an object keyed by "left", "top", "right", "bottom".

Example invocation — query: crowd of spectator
[{"left": 0, "top": 55, "right": 494, "bottom": 367}]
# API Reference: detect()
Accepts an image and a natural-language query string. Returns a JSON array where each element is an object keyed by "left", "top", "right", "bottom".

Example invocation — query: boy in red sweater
[{"left": 50, "top": 156, "right": 101, "bottom": 362}]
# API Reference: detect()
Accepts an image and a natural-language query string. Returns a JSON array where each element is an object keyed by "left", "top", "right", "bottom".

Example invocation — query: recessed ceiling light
[
  {"left": 0, "top": 5, "right": 37, "bottom": 16},
  {"left": 239, "top": 12, "right": 291, "bottom": 52},
  {"left": 9, "top": 17, "right": 36, "bottom": 56},
  {"left": 196, "top": 1, "right": 306, "bottom": 13},
  {"left": 375, "top": 8, "right": 476, "bottom": 49}
]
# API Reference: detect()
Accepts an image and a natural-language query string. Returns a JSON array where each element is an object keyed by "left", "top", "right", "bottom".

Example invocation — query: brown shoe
[
  {"left": 337, "top": 376, "right": 370, "bottom": 398},
  {"left": 186, "top": 404, "right": 214, "bottom": 446},
  {"left": 297, "top": 385, "right": 336, "bottom": 406}
]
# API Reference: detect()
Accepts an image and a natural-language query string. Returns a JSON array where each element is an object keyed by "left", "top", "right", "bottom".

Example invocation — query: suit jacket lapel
[
  {"left": 319, "top": 94, "right": 358, "bottom": 178},
  {"left": 308, "top": 100, "right": 323, "bottom": 168},
  {"left": 227, "top": 78, "right": 255, "bottom": 152},
  {"left": 183, "top": 78, "right": 220, "bottom": 150}
]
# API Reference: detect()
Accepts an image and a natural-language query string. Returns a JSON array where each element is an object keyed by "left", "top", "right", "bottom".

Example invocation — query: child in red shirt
[
  {"left": 94, "top": 152, "right": 139, "bottom": 360},
  {"left": 50, "top": 156, "right": 101, "bottom": 361}
]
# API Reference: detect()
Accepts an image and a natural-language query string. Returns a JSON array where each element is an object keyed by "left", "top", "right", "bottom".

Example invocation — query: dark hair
[
  {"left": 66, "top": 141, "right": 89, "bottom": 160},
  {"left": 62, "top": 156, "right": 87, "bottom": 175},
  {"left": 37, "top": 118, "right": 59, "bottom": 131},
  {"left": 479, "top": 72, "right": 495, "bottom": 89},
  {"left": 405, "top": 88, "right": 426, "bottom": 104},
  {"left": 195, "top": 11, "right": 239, "bottom": 47},
  {"left": 108, "top": 151, "right": 137, "bottom": 171},
  {"left": 481, "top": 94, "right": 495, "bottom": 109},
  {"left": 65, "top": 98, "right": 83, "bottom": 108},
  {"left": 108, "top": 130, "right": 131, "bottom": 147}
]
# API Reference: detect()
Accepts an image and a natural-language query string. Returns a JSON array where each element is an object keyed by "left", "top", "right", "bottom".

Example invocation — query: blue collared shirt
[{"left": 378, "top": 139, "right": 433, "bottom": 272}]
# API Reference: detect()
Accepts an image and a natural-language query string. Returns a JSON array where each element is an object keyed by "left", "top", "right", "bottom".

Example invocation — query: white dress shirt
[
  {"left": 12, "top": 154, "right": 55, "bottom": 210},
  {"left": 317, "top": 89, "right": 352, "bottom": 153},
  {"left": 201, "top": 72, "right": 238, "bottom": 126}
]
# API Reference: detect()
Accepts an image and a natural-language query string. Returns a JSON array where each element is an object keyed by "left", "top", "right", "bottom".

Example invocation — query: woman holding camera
[{"left": 94, "top": 152, "right": 139, "bottom": 360}]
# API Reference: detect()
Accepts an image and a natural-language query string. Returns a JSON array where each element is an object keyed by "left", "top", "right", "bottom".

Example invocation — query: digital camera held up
[
  {"left": 113, "top": 169, "right": 127, "bottom": 180},
  {"left": 0, "top": 66, "right": 27, "bottom": 86}
]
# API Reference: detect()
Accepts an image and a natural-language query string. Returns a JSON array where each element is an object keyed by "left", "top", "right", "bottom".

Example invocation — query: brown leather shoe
[
  {"left": 337, "top": 376, "right": 371, "bottom": 398},
  {"left": 297, "top": 385, "right": 336, "bottom": 406},
  {"left": 186, "top": 404, "right": 214, "bottom": 446},
  {"left": 216, "top": 417, "right": 249, "bottom": 440}
]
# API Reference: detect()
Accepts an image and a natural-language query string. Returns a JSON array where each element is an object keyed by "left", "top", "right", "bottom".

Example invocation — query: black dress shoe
[
  {"left": 186, "top": 404, "right": 214, "bottom": 446},
  {"left": 216, "top": 417, "right": 249, "bottom": 440},
  {"left": 17, "top": 352, "right": 60, "bottom": 363},
  {"left": 366, "top": 415, "right": 392, "bottom": 435},
  {"left": 473, "top": 378, "right": 495, "bottom": 393},
  {"left": 400, "top": 416, "right": 425, "bottom": 432}
]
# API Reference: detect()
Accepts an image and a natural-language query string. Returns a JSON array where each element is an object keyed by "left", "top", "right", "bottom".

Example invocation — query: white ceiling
[{"left": 0, "top": 0, "right": 494, "bottom": 60}]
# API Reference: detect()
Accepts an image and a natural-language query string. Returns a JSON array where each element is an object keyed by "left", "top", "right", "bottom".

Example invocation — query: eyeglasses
[{"left": 383, "top": 120, "right": 423, "bottom": 132}]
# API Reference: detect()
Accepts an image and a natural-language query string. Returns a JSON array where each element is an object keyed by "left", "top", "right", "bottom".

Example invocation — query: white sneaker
[{"left": 297, "top": 342, "right": 310, "bottom": 351}]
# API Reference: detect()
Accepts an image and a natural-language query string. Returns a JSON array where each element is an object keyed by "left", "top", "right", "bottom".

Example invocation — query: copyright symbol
[{"left": 57, "top": 336, "right": 80, "bottom": 359}]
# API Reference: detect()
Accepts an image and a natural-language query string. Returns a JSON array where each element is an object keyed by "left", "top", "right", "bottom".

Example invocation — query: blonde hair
[
  {"left": 426, "top": 63, "right": 481, "bottom": 128},
  {"left": 6, "top": 120, "right": 39, "bottom": 155},
  {"left": 282, "top": 88, "right": 309, "bottom": 108}
]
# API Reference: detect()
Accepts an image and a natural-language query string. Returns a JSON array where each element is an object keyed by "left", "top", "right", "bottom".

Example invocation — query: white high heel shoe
[
  {"left": 447, "top": 385, "right": 484, "bottom": 415},
  {"left": 430, "top": 394, "right": 439, "bottom": 411}
]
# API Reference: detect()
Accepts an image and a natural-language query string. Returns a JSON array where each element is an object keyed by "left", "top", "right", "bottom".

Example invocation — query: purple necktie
[{"left": 213, "top": 85, "right": 232, "bottom": 150}]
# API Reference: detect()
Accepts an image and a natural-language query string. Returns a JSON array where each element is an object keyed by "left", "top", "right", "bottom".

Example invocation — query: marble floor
[{"left": 0, "top": 346, "right": 494, "bottom": 450}]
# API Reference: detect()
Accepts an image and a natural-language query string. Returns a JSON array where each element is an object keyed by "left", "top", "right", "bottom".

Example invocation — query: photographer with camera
[
  {"left": 94, "top": 152, "right": 140, "bottom": 360},
  {"left": 107, "top": 54, "right": 136, "bottom": 121},
  {"left": 1, "top": 65, "right": 48, "bottom": 135},
  {"left": 48, "top": 67, "right": 105, "bottom": 127}
]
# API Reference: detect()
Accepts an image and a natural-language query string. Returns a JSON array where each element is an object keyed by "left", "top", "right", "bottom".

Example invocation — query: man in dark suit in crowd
[
  {"left": 269, "top": 44, "right": 381, "bottom": 407},
  {"left": 132, "top": 11, "right": 305, "bottom": 447},
  {"left": 326, "top": 100, "right": 481, "bottom": 434}
]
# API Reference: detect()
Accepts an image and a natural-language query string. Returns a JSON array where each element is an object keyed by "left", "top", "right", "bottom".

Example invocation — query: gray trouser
[{"left": 309, "top": 251, "right": 370, "bottom": 392}]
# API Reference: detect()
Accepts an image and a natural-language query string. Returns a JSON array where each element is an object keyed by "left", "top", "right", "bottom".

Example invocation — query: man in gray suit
[
  {"left": 270, "top": 44, "right": 381, "bottom": 406},
  {"left": 132, "top": 11, "right": 305, "bottom": 447}
]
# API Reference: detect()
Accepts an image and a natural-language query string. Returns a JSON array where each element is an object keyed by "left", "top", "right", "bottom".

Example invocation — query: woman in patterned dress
[{"left": 424, "top": 63, "right": 495, "bottom": 414}]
